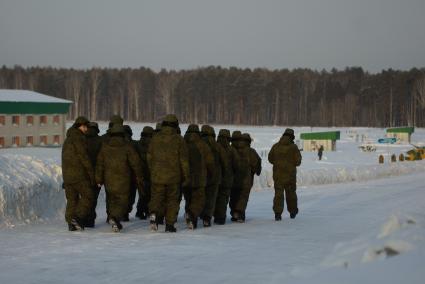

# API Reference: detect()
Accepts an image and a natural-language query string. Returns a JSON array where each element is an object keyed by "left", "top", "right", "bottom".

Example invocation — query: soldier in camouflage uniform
[
  {"left": 230, "top": 131, "right": 252, "bottom": 222},
  {"left": 268, "top": 128, "right": 302, "bottom": 220},
  {"left": 123, "top": 124, "right": 139, "bottom": 221},
  {"left": 200, "top": 125, "right": 229, "bottom": 227},
  {"left": 239, "top": 133, "right": 262, "bottom": 221},
  {"left": 62, "top": 116, "right": 95, "bottom": 231},
  {"left": 95, "top": 124, "right": 143, "bottom": 232},
  {"left": 135, "top": 126, "right": 154, "bottom": 219},
  {"left": 183, "top": 124, "right": 215, "bottom": 229},
  {"left": 214, "top": 129, "right": 239, "bottom": 225},
  {"left": 102, "top": 114, "right": 124, "bottom": 222},
  {"left": 147, "top": 115, "right": 189, "bottom": 232},
  {"left": 85, "top": 122, "right": 103, "bottom": 227}
]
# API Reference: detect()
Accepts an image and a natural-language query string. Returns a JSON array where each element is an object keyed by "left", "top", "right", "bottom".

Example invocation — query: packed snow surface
[{"left": 0, "top": 125, "right": 424, "bottom": 283}]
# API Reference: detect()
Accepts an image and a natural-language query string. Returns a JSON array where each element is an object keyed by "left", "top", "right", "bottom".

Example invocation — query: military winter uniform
[
  {"left": 147, "top": 115, "right": 189, "bottom": 232},
  {"left": 231, "top": 133, "right": 261, "bottom": 221},
  {"left": 135, "top": 126, "right": 154, "bottom": 219},
  {"left": 101, "top": 114, "right": 124, "bottom": 221},
  {"left": 183, "top": 124, "right": 215, "bottom": 229},
  {"left": 230, "top": 131, "right": 253, "bottom": 222},
  {"left": 124, "top": 125, "right": 139, "bottom": 220},
  {"left": 95, "top": 125, "right": 143, "bottom": 232},
  {"left": 200, "top": 125, "right": 225, "bottom": 227},
  {"left": 214, "top": 129, "right": 238, "bottom": 224},
  {"left": 85, "top": 122, "right": 103, "bottom": 227},
  {"left": 268, "top": 128, "right": 302, "bottom": 220},
  {"left": 62, "top": 117, "right": 95, "bottom": 230}
]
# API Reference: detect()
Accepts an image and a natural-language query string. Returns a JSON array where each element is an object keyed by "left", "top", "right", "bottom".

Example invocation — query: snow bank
[
  {"left": 256, "top": 161, "right": 425, "bottom": 190},
  {"left": 0, "top": 154, "right": 64, "bottom": 227}
]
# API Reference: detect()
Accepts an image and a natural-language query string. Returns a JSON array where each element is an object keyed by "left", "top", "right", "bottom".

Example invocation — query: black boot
[
  {"left": 70, "top": 218, "right": 84, "bottom": 231},
  {"left": 275, "top": 213, "right": 282, "bottom": 221},
  {"left": 165, "top": 224, "right": 177, "bottom": 233},
  {"left": 203, "top": 216, "right": 211, "bottom": 227},
  {"left": 290, "top": 208, "right": 299, "bottom": 219},
  {"left": 68, "top": 223, "right": 77, "bottom": 231},
  {"left": 85, "top": 219, "right": 95, "bottom": 228},
  {"left": 136, "top": 211, "right": 147, "bottom": 220},
  {"left": 214, "top": 218, "right": 226, "bottom": 225},
  {"left": 109, "top": 218, "right": 122, "bottom": 233},
  {"left": 122, "top": 214, "right": 130, "bottom": 222}
]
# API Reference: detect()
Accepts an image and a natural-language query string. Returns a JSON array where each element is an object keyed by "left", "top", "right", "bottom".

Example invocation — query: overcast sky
[{"left": 0, "top": 0, "right": 424, "bottom": 73}]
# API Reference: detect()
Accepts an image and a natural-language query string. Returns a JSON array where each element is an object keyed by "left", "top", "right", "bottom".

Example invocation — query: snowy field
[{"left": 0, "top": 124, "right": 424, "bottom": 283}]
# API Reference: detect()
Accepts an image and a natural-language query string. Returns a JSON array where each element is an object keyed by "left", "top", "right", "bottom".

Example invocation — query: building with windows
[
  {"left": 300, "top": 131, "right": 341, "bottom": 151},
  {"left": 0, "top": 89, "right": 72, "bottom": 148},
  {"left": 386, "top": 127, "right": 414, "bottom": 143}
]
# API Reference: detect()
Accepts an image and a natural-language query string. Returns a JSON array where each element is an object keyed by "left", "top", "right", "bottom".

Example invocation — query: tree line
[{"left": 0, "top": 65, "right": 424, "bottom": 127}]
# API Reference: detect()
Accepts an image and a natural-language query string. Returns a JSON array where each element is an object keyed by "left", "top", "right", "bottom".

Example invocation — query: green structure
[
  {"left": 0, "top": 89, "right": 72, "bottom": 148},
  {"left": 300, "top": 131, "right": 340, "bottom": 151},
  {"left": 386, "top": 127, "right": 414, "bottom": 143}
]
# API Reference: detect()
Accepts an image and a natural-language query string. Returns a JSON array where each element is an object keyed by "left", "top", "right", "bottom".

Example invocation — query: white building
[{"left": 0, "top": 89, "right": 72, "bottom": 148}]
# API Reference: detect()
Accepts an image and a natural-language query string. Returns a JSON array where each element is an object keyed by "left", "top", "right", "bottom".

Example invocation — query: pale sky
[{"left": 0, "top": 0, "right": 424, "bottom": 73}]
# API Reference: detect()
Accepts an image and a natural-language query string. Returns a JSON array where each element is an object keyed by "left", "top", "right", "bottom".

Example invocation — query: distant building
[
  {"left": 0, "top": 90, "right": 72, "bottom": 148},
  {"left": 300, "top": 131, "right": 340, "bottom": 151},
  {"left": 386, "top": 127, "right": 414, "bottom": 143}
]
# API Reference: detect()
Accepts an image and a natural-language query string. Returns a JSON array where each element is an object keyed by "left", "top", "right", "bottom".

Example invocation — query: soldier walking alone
[{"left": 268, "top": 128, "right": 302, "bottom": 221}]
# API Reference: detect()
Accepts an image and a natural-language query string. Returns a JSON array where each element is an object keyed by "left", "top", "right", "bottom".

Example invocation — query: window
[
  {"left": 27, "top": 116, "right": 34, "bottom": 126},
  {"left": 40, "top": 116, "right": 47, "bottom": 125},
  {"left": 12, "top": 136, "right": 20, "bottom": 147},
  {"left": 53, "top": 115, "right": 60, "bottom": 125},
  {"left": 0, "top": 137, "right": 4, "bottom": 147},
  {"left": 53, "top": 135, "right": 60, "bottom": 145},
  {"left": 27, "top": 136, "right": 34, "bottom": 146},
  {"left": 12, "top": 116, "right": 20, "bottom": 126},
  {"left": 0, "top": 116, "right": 5, "bottom": 126},
  {"left": 40, "top": 135, "right": 48, "bottom": 146}
]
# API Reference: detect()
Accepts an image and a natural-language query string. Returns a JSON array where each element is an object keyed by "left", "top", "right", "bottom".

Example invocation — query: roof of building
[
  {"left": 0, "top": 90, "right": 72, "bottom": 114},
  {"left": 386, "top": 127, "right": 414, "bottom": 134},
  {"left": 0, "top": 89, "right": 72, "bottom": 103},
  {"left": 300, "top": 131, "right": 340, "bottom": 140}
]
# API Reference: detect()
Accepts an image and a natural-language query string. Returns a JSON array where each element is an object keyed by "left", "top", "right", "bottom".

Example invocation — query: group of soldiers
[{"left": 62, "top": 114, "right": 302, "bottom": 233}]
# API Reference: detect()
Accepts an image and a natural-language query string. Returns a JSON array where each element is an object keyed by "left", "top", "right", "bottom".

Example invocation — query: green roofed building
[
  {"left": 300, "top": 131, "right": 340, "bottom": 151},
  {"left": 386, "top": 127, "right": 414, "bottom": 143},
  {"left": 0, "top": 89, "right": 72, "bottom": 148}
]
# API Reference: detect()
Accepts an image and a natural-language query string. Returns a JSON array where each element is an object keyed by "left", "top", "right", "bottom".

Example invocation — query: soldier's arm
[
  {"left": 231, "top": 148, "right": 241, "bottom": 173},
  {"left": 95, "top": 146, "right": 105, "bottom": 185},
  {"left": 128, "top": 145, "right": 144, "bottom": 182},
  {"left": 254, "top": 150, "right": 262, "bottom": 176},
  {"left": 294, "top": 146, "right": 302, "bottom": 167},
  {"left": 219, "top": 146, "right": 231, "bottom": 178},
  {"left": 203, "top": 144, "right": 215, "bottom": 178},
  {"left": 179, "top": 139, "right": 190, "bottom": 184},
  {"left": 146, "top": 139, "right": 154, "bottom": 170},
  {"left": 268, "top": 145, "right": 275, "bottom": 164},
  {"left": 73, "top": 135, "right": 95, "bottom": 185}
]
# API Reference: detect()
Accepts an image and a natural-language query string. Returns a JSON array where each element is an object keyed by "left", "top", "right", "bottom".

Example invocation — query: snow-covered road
[{"left": 1, "top": 173, "right": 424, "bottom": 284}]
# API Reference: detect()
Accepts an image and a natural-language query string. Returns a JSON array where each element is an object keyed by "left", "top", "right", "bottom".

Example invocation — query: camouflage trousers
[
  {"left": 105, "top": 186, "right": 130, "bottom": 221},
  {"left": 202, "top": 183, "right": 219, "bottom": 219},
  {"left": 234, "top": 185, "right": 252, "bottom": 216},
  {"left": 128, "top": 182, "right": 137, "bottom": 214},
  {"left": 273, "top": 182, "right": 298, "bottom": 215},
  {"left": 136, "top": 181, "right": 151, "bottom": 216},
  {"left": 183, "top": 186, "right": 205, "bottom": 219},
  {"left": 86, "top": 186, "right": 101, "bottom": 224},
  {"left": 149, "top": 183, "right": 180, "bottom": 225},
  {"left": 64, "top": 180, "right": 95, "bottom": 224},
  {"left": 214, "top": 185, "right": 231, "bottom": 220}
]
